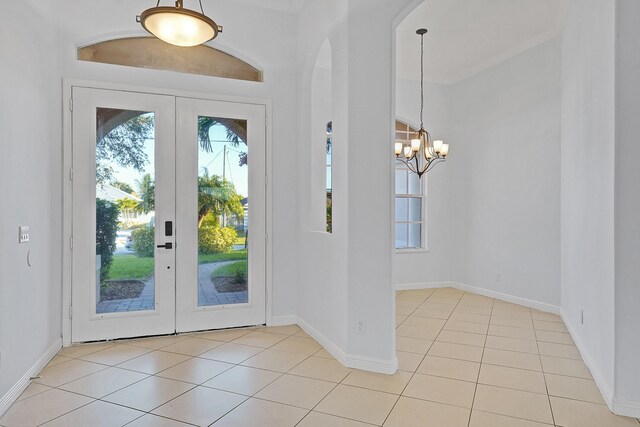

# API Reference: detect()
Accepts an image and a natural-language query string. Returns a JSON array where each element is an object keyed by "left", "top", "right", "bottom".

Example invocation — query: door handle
[{"left": 156, "top": 242, "right": 173, "bottom": 249}]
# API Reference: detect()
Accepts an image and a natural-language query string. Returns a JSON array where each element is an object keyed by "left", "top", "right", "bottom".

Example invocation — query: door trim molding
[{"left": 62, "top": 78, "right": 273, "bottom": 346}]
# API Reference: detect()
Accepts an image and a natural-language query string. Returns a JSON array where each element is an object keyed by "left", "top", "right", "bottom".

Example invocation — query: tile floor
[{"left": 2, "top": 288, "right": 640, "bottom": 426}]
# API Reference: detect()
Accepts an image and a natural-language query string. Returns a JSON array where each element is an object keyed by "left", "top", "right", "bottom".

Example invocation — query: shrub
[
  {"left": 96, "top": 198, "right": 119, "bottom": 281},
  {"left": 199, "top": 226, "right": 237, "bottom": 254},
  {"left": 132, "top": 226, "right": 155, "bottom": 257}
]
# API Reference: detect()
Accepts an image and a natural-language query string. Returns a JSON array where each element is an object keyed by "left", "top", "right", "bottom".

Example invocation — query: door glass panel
[
  {"left": 197, "top": 116, "right": 248, "bottom": 307},
  {"left": 95, "top": 108, "right": 156, "bottom": 314}
]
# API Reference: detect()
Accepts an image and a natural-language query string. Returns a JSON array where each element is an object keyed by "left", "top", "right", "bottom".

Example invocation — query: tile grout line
[{"left": 533, "top": 308, "right": 557, "bottom": 426}]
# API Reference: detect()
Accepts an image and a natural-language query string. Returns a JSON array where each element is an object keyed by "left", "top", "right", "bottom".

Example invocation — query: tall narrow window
[
  {"left": 326, "top": 121, "right": 332, "bottom": 233},
  {"left": 395, "top": 120, "right": 424, "bottom": 249}
]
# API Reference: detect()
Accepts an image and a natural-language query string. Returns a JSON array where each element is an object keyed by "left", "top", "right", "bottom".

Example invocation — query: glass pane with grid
[{"left": 395, "top": 120, "right": 424, "bottom": 249}]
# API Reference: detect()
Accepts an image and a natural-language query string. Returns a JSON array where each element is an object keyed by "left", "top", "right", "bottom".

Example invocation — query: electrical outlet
[
  {"left": 356, "top": 319, "right": 366, "bottom": 335},
  {"left": 496, "top": 272, "right": 501, "bottom": 282},
  {"left": 19, "top": 226, "right": 30, "bottom": 243}
]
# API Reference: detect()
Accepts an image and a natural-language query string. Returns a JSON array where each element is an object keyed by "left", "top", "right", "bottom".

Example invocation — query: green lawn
[
  {"left": 107, "top": 255, "right": 154, "bottom": 280},
  {"left": 107, "top": 250, "right": 248, "bottom": 280},
  {"left": 211, "top": 260, "right": 248, "bottom": 279}
]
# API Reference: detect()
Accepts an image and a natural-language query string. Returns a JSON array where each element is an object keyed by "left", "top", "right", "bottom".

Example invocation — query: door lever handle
[{"left": 156, "top": 242, "right": 173, "bottom": 249}]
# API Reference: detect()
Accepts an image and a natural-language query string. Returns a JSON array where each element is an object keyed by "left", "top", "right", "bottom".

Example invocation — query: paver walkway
[{"left": 95, "top": 260, "right": 248, "bottom": 314}]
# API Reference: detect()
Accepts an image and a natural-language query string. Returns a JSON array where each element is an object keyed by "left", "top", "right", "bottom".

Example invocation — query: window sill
[{"left": 395, "top": 248, "right": 430, "bottom": 254}]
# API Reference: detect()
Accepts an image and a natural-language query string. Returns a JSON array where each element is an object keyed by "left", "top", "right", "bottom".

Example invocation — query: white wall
[
  {"left": 52, "top": 0, "right": 300, "bottom": 321},
  {"left": 560, "top": 0, "right": 616, "bottom": 403},
  {"left": 613, "top": 0, "right": 640, "bottom": 412},
  {"left": 394, "top": 80, "right": 453, "bottom": 286},
  {"left": 0, "top": 0, "right": 62, "bottom": 402}
]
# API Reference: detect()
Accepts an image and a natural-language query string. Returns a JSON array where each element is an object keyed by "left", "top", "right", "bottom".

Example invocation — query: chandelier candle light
[
  {"left": 395, "top": 28, "right": 449, "bottom": 178},
  {"left": 138, "top": 0, "right": 222, "bottom": 47}
]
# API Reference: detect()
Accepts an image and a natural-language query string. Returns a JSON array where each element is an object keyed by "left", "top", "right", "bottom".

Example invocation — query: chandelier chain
[{"left": 420, "top": 31, "right": 424, "bottom": 130}]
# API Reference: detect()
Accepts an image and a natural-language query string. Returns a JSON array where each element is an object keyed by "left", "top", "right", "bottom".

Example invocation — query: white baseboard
[
  {"left": 396, "top": 281, "right": 561, "bottom": 315},
  {"left": 268, "top": 315, "right": 298, "bottom": 327},
  {"left": 611, "top": 398, "right": 640, "bottom": 418},
  {"left": 297, "top": 317, "right": 397, "bottom": 374},
  {"left": 396, "top": 282, "right": 452, "bottom": 291},
  {"left": 0, "top": 339, "right": 62, "bottom": 417}
]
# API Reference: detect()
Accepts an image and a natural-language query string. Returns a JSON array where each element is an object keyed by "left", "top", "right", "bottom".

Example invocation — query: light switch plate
[{"left": 19, "top": 226, "right": 29, "bottom": 243}]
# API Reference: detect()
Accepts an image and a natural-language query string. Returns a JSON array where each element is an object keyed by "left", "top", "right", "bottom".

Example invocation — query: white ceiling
[{"left": 396, "top": 0, "right": 569, "bottom": 84}]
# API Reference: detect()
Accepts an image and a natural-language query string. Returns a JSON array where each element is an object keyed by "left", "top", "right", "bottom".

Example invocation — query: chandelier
[
  {"left": 395, "top": 28, "right": 449, "bottom": 178},
  {"left": 138, "top": 0, "right": 223, "bottom": 47}
]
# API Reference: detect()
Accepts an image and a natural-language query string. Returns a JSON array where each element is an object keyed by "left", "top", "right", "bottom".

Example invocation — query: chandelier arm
[{"left": 199, "top": 0, "right": 205, "bottom": 14}]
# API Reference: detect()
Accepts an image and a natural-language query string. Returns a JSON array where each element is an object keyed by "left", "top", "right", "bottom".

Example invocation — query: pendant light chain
[{"left": 420, "top": 31, "right": 425, "bottom": 130}]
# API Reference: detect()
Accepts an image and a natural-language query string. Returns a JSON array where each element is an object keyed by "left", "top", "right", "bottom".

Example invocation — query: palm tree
[
  {"left": 198, "top": 170, "right": 244, "bottom": 228},
  {"left": 136, "top": 173, "right": 155, "bottom": 214},
  {"left": 198, "top": 117, "right": 248, "bottom": 166}
]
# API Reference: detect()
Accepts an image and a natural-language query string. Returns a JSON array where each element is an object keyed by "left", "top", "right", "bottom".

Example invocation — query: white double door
[{"left": 71, "top": 87, "right": 266, "bottom": 343}]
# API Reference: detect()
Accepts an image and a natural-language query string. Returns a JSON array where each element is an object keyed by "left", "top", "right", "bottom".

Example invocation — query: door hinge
[
  {"left": 69, "top": 236, "right": 73, "bottom": 250},
  {"left": 69, "top": 168, "right": 74, "bottom": 181},
  {"left": 69, "top": 98, "right": 73, "bottom": 112},
  {"left": 68, "top": 306, "right": 73, "bottom": 318}
]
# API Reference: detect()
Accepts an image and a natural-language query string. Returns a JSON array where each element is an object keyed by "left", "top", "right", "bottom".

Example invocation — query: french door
[{"left": 71, "top": 87, "right": 266, "bottom": 343}]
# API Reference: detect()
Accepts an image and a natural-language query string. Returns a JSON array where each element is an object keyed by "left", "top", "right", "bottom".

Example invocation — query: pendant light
[
  {"left": 137, "top": 0, "right": 223, "bottom": 47},
  {"left": 394, "top": 29, "right": 449, "bottom": 178}
]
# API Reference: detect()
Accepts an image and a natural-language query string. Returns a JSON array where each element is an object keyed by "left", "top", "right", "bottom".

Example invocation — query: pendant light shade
[{"left": 138, "top": 0, "right": 222, "bottom": 47}]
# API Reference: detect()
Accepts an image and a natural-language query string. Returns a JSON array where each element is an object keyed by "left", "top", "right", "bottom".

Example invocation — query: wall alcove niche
[{"left": 78, "top": 37, "right": 263, "bottom": 82}]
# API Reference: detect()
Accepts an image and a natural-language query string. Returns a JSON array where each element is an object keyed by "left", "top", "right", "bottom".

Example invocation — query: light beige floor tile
[
  {"left": 196, "top": 328, "right": 253, "bottom": 342},
  {"left": 396, "top": 336, "right": 433, "bottom": 354},
  {"left": 159, "top": 337, "right": 223, "bottom": 356},
  {"left": 428, "top": 341, "right": 483, "bottom": 362},
  {"left": 453, "top": 301, "right": 491, "bottom": 316},
  {"left": 41, "top": 400, "right": 142, "bottom": 427},
  {"left": 156, "top": 357, "right": 234, "bottom": 384},
  {"left": 396, "top": 315, "right": 408, "bottom": 326},
  {"left": 315, "top": 384, "right": 398, "bottom": 425},
  {"left": 289, "top": 356, "right": 352, "bottom": 382},
  {"left": 203, "top": 365, "right": 281, "bottom": 396},
  {"left": 436, "top": 330, "right": 486, "bottom": 347},
  {"left": 533, "top": 320, "right": 568, "bottom": 332},
  {"left": 403, "top": 373, "right": 476, "bottom": 408},
  {"left": 544, "top": 373, "right": 604, "bottom": 404},
  {"left": 0, "top": 389, "right": 93, "bottom": 427},
  {"left": 241, "top": 348, "right": 308, "bottom": 372},
  {"left": 298, "top": 411, "right": 372, "bottom": 427},
  {"left": 488, "top": 325, "right": 537, "bottom": 340},
  {"left": 428, "top": 297, "right": 462, "bottom": 305},
  {"left": 45, "top": 355, "right": 73, "bottom": 368},
  {"left": 396, "top": 306, "right": 415, "bottom": 316},
  {"left": 537, "top": 342, "right": 581, "bottom": 359},
  {"left": 540, "top": 355, "right": 592, "bottom": 379},
  {"left": 535, "top": 330, "right": 574, "bottom": 345},
  {"left": 485, "top": 336, "right": 538, "bottom": 354},
  {"left": 401, "top": 316, "right": 446, "bottom": 329},
  {"left": 295, "top": 330, "right": 312, "bottom": 338},
  {"left": 531, "top": 312, "right": 562, "bottom": 322},
  {"left": 472, "top": 384, "right": 553, "bottom": 424},
  {"left": 255, "top": 374, "right": 335, "bottom": 409},
  {"left": 417, "top": 355, "right": 480, "bottom": 382},
  {"left": 152, "top": 386, "right": 246, "bottom": 426},
  {"left": 258, "top": 325, "right": 301, "bottom": 335},
  {"left": 444, "top": 320, "right": 489, "bottom": 334},
  {"left": 271, "top": 336, "right": 322, "bottom": 355},
  {"left": 449, "top": 313, "right": 491, "bottom": 324},
  {"left": 384, "top": 396, "right": 471, "bottom": 427},
  {"left": 232, "top": 331, "right": 288, "bottom": 348},
  {"left": 79, "top": 344, "right": 150, "bottom": 366},
  {"left": 57, "top": 342, "right": 117, "bottom": 359},
  {"left": 469, "top": 410, "right": 552, "bottom": 426},
  {"left": 35, "top": 358, "right": 107, "bottom": 387},
  {"left": 313, "top": 348, "right": 336, "bottom": 359},
  {"left": 397, "top": 300, "right": 422, "bottom": 309},
  {"left": 126, "top": 414, "right": 193, "bottom": 426},
  {"left": 16, "top": 383, "right": 51, "bottom": 401},
  {"left": 117, "top": 350, "right": 191, "bottom": 374},
  {"left": 127, "top": 335, "right": 189, "bottom": 350},
  {"left": 342, "top": 369, "right": 412, "bottom": 394},
  {"left": 396, "top": 324, "right": 441, "bottom": 340},
  {"left": 549, "top": 396, "right": 639, "bottom": 427},
  {"left": 492, "top": 302, "right": 530, "bottom": 312},
  {"left": 58, "top": 366, "right": 148, "bottom": 398},
  {"left": 482, "top": 348, "right": 542, "bottom": 371},
  {"left": 397, "top": 351, "right": 424, "bottom": 372},
  {"left": 491, "top": 310, "right": 532, "bottom": 321},
  {"left": 199, "top": 342, "right": 264, "bottom": 364},
  {"left": 213, "top": 398, "right": 308, "bottom": 427},
  {"left": 103, "top": 376, "right": 194, "bottom": 412},
  {"left": 490, "top": 317, "right": 534, "bottom": 330},
  {"left": 478, "top": 364, "right": 547, "bottom": 394}
]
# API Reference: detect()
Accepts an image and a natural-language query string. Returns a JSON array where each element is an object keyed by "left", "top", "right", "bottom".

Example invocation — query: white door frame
[{"left": 62, "top": 79, "right": 274, "bottom": 346}]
